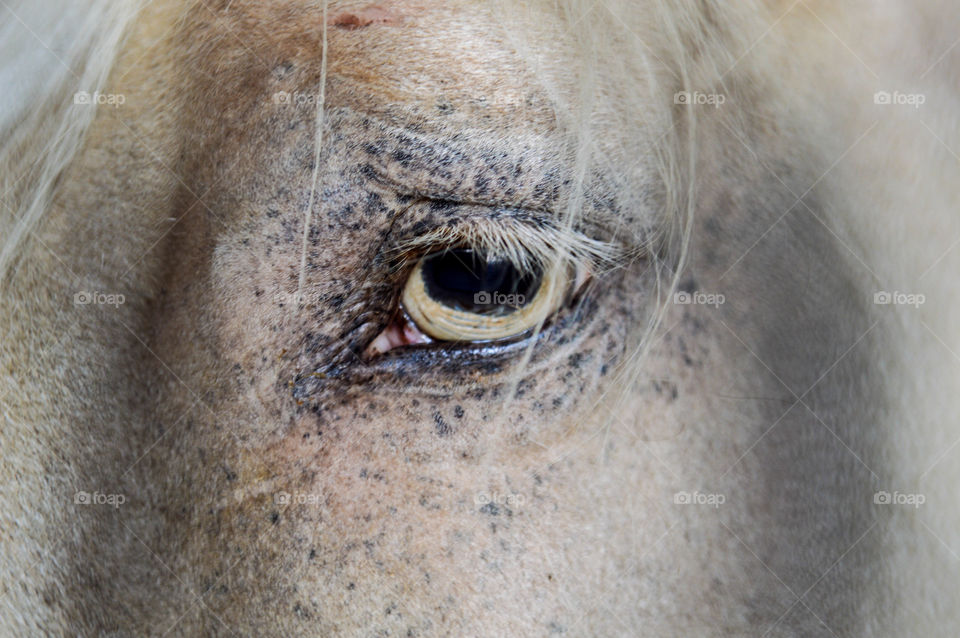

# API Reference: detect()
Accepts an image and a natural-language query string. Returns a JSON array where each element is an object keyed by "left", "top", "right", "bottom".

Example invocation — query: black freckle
[
  {"left": 600, "top": 364, "right": 609, "bottom": 376},
  {"left": 453, "top": 405, "right": 464, "bottom": 419},
  {"left": 273, "top": 60, "right": 294, "bottom": 79},
  {"left": 270, "top": 512, "right": 279, "bottom": 524},
  {"left": 428, "top": 199, "right": 457, "bottom": 212},
  {"left": 433, "top": 412, "right": 451, "bottom": 437},
  {"left": 348, "top": 582, "right": 356, "bottom": 590},
  {"left": 266, "top": 208, "right": 280, "bottom": 218},
  {"left": 365, "top": 191, "right": 383, "bottom": 208},
  {"left": 308, "top": 548, "right": 316, "bottom": 560},
  {"left": 480, "top": 502, "right": 499, "bottom": 516},
  {"left": 474, "top": 174, "right": 490, "bottom": 194}
]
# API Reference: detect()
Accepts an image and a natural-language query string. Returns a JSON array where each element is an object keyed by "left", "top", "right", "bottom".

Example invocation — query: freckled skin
[
  {"left": 93, "top": 2, "right": 655, "bottom": 634},
  {"left": 9, "top": 0, "right": 939, "bottom": 636}
]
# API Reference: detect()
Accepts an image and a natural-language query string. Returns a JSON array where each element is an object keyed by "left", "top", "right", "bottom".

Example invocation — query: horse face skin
[{"left": 3, "top": 1, "right": 959, "bottom": 636}]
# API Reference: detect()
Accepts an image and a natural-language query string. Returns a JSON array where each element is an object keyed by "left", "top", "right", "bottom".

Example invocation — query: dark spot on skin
[
  {"left": 329, "top": 7, "right": 400, "bottom": 30},
  {"left": 433, "top": 412, "right": 451, "bottom": 437},
  {"left": 480, "top": 502, "right": 499, "bottom": 516},
  {"left": 474, "top": 174, "right": 490, "bottom": 194},
  {"left": 453, "top": 405, "right": 464, "bottom": 419},
  {"left": 392, "top": 149, "right": 413, "bottom": 165},
  {"left": 270, "top": 512, "right": 279, "bottom": 524},
  {"left": 308, "top": 549, "right": 316, "bottom": 560}
]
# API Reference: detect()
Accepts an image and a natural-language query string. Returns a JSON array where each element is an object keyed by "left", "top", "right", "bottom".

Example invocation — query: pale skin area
[{"left": 2, "top": 0, "right": 960, "bottom": 636}]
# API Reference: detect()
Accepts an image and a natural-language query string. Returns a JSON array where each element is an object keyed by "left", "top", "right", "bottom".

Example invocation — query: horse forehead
[
  {"left": 160, "top": 0, "right": 570, "bottom": 159},
  {"left": 170, "top": 0, "right": 530, "bottom": 89},
  {"left": 144, "top": 0, "right": 659, "bottom": 236}
]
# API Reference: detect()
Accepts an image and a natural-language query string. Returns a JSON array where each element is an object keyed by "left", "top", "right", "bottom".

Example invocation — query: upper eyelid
[
  {"left": 349, "top": 111, "right": 636, "bottom": 235},
  {"left": 388, "top": 201, "right": 626, "bottom": 275}
]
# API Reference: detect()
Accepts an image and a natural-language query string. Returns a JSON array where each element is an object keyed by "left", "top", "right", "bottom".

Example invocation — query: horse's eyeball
[
  {"left": 403, "top": 248, "right": 569, "bottom": 341},
  {"left": 367, "top": 248, "right": 579, "bottom": 355}
]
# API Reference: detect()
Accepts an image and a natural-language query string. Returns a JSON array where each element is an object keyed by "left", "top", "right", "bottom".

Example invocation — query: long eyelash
[{"left": 391, "top": 214, "right": 627, "bottom": 276}]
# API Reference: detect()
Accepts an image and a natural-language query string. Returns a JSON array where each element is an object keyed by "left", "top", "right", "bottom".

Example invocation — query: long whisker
[{"left": 295, "top": 0, "right": 329, "bottom": 316}]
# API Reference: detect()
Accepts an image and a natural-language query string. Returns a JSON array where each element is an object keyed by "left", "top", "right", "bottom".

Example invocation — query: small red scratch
[{"left": 329, "top": 5, "right": 402, "bottom": 29}]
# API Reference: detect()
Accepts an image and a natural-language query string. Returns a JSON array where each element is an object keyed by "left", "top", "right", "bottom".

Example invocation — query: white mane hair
[{"left": 0, "top": 0, "right": 140, "bottom": 282}]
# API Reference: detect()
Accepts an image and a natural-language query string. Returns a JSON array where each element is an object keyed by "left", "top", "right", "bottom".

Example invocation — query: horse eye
[
  {"left": 397, "top": 248, "right": 571, "bottom": 343},
  {"left": 419, "top": 249, "right": 541, "bottom": 315}
]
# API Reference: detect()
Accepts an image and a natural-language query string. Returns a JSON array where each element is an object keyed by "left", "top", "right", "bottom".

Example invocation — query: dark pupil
[{"left": 420, "top": 249, "right": 542, "bottom": 315}]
